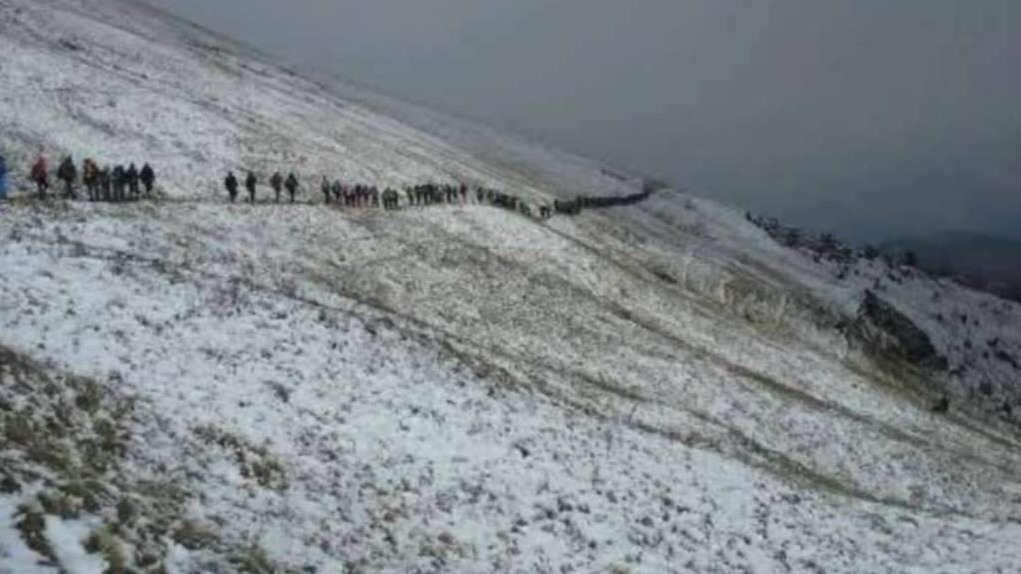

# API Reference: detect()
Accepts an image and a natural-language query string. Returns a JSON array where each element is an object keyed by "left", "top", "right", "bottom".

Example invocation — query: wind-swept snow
[{"left": 2, "top": 0, "right": 1021, "bottom": 572}]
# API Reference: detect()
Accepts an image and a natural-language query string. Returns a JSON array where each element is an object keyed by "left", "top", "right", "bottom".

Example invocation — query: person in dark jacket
[
  {"left": 126, "top": 163, "right": 140, "bottom": 199},
  {"left": 57, "top": 156, "right": 77, "bottom": 199},
  {"left": 321, "top": 177, "right": 331, "bottom": 204},
  {"left": 31, "top": 155, "right": 50, "bottom": 199},
  {"left": 140, "top": 163, "right": 155, "bottom": 196},
  {"left": 332, "top": 180, "right": 343, "bottom": 204},
  {"left": 285, "top": 172, "right": 298, "bottom": 203},
  {"left": 100, "top": 167, "right": 112, "bottom": 202},
  {"left": 0, "top": 155, "right": 8, "bottom": 201},
  {"left": 112, "top": 165, "right": 126, "bottom": 202},
  {"left": 245, "top": 172, "right": 257, "bottom": 203},
  {"left": 225, "top": 171, "right": 239, "bottom": 203},
  {"left": 270, "top": 171, "right": 283, "bottom": 203}
]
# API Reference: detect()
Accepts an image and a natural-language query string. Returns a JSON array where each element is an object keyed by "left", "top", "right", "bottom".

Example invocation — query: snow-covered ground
[{"left": 2, "top": 0, "right": 1021, "bottom": 572}]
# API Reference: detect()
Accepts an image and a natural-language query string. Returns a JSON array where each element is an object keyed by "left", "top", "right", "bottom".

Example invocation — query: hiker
[
  {"left": 0, "top": 155, "right": 7, "bottom": 201},
  {"left": 31, "top": 155, "right": 49, "bottom": 198},
  {"left": 285, "top": 172, "right": 298, "bottom": 203},
  {"left": 382, "top": 188, "right": 397, "bottom": 210},
  {"left": 270, "top": 171, "right": 283, "bottom": 202},
  {"left": 245, "top": 172, "right": 257, "bottom": 203},
  {"left": 112, "top": 165, "right": 126, "bottom": 202},
  {"left": 82, "top": 159, "right": 99, "bottom": 201},
  {"left": 57, "top": 156, "right": 77, "bottom": 199},
  {"left": 140, "top": 163, "right": 155, "bottom": 196},
  {"left": 100, "top": 167, "right": 112, "bottom": 202},
  {"left": 225, "top": 171, "right": 239, "bottom": 203},
  {"left": 932, "top": 396, "right": 950, "bottom": 414},
  {"left": 126, "top": 163, "right": 140, "bottom": 199},
  {"left": 331, "top": 180, "right": 343, "bottom": 204},
  {"left": 321, "top": 177, "right": 331, "bottom": 204}
]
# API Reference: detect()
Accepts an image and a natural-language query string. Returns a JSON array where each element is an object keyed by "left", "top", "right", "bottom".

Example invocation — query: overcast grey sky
[{"left": 142, "top": 0, "right": 1021, "bottom": 241}]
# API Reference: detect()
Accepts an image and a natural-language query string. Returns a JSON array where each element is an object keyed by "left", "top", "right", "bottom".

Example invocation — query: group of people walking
[
  {"left": 223, "top": 171, "right": 300, "bottom": 204},
  {"left": 552, "top": 188, "right": 655, "bottom": 216},
  {"left": 18, "top": 154, "right": 157, "bottom": 202},
  {"left": 318, "top": 179, "right": 399, "bottom": 210},
  {"left": 0, "top": 153, "right": 654, "bottom": 222},
  {"left": 219, "top": 170, "right": 658, "bottom": 221},
  {"left": 223, "top": 171, "right": 554, "bottom": 218}
]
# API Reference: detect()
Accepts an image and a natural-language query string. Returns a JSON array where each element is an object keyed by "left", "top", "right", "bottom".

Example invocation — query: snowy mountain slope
[
  {"left": 2, "top": 0, "right": 1021, "bottom": 572},
  {"left": 0, "top": 0, "right": 608, "bottom": 203}
]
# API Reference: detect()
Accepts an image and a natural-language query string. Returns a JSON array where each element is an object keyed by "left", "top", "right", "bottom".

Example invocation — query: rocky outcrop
[{"left": 850, "top": 290, "right": 948, "bottom": 371}]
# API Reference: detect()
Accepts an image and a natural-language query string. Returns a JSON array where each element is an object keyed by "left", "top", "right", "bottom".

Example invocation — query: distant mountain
[{"left": 883, "top": 231, "right": 1021, "bottom": 302}]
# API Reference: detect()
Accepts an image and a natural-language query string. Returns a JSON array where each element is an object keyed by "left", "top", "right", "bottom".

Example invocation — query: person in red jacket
[{"left": 31, "top": 155, "right": 49, "bottom": 199}]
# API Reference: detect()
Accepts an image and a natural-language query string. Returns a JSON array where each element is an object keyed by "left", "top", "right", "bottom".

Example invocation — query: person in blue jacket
[{"left": 0, "top": 155, "right": 8, "bottom": 200}]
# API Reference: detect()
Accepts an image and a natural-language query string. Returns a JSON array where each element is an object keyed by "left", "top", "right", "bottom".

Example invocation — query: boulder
[{"left": 850, "top": 290, "right": 948, "bottom": 371}]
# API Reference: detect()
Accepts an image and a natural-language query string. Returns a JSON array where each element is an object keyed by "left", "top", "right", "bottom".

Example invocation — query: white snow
[
  {"left": 0, "top": 496, "right": 59, "bottom": 574},
  {"left": 44, "top": 514, "right": 106, "bottom": 574},
  {"left": 1, "top": 0, "right": 1021, "bottom": 572}
]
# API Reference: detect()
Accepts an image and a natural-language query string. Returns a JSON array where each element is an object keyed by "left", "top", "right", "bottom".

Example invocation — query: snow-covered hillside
[{"left": 2, "top": 0, "right": 1021, "bottom": 572}]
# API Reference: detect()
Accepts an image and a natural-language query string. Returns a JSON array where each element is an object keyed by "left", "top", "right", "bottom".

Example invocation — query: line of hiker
[
  {"left": 24, "top": 154, "right": 156, "bottom": 202},
  {"left": 0, "top": 154, "right": 654, "bottom": 221},
  {"left": 319, "top": 179, "right": 400, "bottom": 210},
  {"left": 218, "top": 170, "right": 661, "bottom": 221},
  {"left": 224, "top": 171, "right": 303, "bottom": 204},
  {"left": 553, "top": 188, "right": 655, "bottom": 216},
  {"left": 223, "top": 172, "right": 553, "bottom": 218}
]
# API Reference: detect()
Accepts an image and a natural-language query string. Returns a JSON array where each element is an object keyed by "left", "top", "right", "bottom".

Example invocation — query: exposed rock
[{"left": 850, "top": 290, "right": 947, "bottom": 371}]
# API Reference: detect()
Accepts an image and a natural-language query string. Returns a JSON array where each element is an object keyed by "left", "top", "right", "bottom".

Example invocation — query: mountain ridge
[{"left": 2, "top": 0, "right": 1021, "bottom": 572}]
